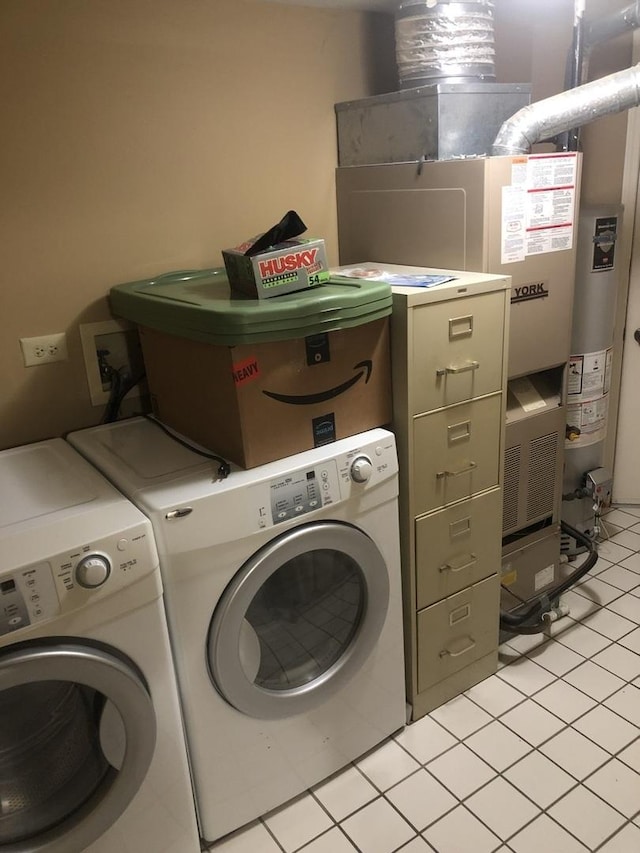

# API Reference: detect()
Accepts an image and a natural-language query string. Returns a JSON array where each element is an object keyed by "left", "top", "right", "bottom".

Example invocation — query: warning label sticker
[
  {"left": 566, "top": 397, "right": 609, "bottom": 448},
  {"left": 502, "top": 153, "right": 578, "bottom": 265},
  {"left": 566, "top": 346, "right": 613, "bottom": 448},
  {"left": 232, "top": 356, "right": 260, "bottom": 386},
  {"left": 567, "top": 347, "right": 612, "bottom": 402}
]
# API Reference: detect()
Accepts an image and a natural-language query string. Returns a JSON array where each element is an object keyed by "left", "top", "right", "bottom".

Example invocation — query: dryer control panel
[
  {"left": 237, "top": 430, "right": 398, "bottom": 536},
  {"left": 268, "top": 461, "right": 340, "bottom": 525}
]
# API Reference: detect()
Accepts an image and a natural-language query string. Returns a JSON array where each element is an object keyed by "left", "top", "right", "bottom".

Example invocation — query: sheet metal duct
[
  {"left": 492, "top": 63, "right": 640, "bottom": 156},
  {"left": 563, "top": 2, "right": 640, "bottom": 148},
  {"left": 586, "top": 1, "right": 640, "bottom": 47}
]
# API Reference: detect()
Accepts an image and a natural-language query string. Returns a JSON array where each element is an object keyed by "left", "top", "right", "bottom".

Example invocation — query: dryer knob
[
  {"left": 75, "top": 555, "right": 111, "bottom": 589},
  {"left": 350, "top": 455, "right": 373, "bottom": 484}
]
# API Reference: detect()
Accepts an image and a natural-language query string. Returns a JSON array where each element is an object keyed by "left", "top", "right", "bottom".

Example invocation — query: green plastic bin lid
[{"left": 110, "top": 267, "right": 392, "bottom": 345}]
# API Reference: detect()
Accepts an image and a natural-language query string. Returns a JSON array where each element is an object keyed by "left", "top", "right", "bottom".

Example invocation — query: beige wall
[
  {"left": 1, "top": 0, "right": 395, "bottom": 449},
  {"left": 2, "top": 0, "right": 633, "bottom": 451},
  {"left": 580, "top": 26, "right": 634, "bottom": 206}
]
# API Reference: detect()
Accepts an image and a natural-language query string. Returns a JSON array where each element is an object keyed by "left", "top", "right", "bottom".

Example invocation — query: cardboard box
[
  {"left": 222, "top": 237, "right": 330, "bottom": 299},
  {"left": 139, "top": 318, "right": 391, "bottom": 469}
]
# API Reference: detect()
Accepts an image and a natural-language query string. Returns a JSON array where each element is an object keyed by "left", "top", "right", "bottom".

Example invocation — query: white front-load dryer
[
  {"left": 68, "top": 417, "right": 406, "bottom": 844},
  {"left": 0, "top": 439, "right": 200, "bottom": 853}
]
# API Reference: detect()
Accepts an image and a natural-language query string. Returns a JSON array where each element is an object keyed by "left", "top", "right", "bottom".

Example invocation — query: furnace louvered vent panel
[
  {"left": 527, "top": 431, "right": 558, "bottom": 522},
  {"left": 502, "top": 444, "right": 521, "bottom": 533}
]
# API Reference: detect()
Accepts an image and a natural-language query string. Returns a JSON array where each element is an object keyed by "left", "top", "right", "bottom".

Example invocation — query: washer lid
[{"left": 0, "top": 440, "right": 99, "bottom": 528}]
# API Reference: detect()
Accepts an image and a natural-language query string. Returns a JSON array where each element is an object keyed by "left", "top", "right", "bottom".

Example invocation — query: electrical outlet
[
  {"left": 20, "top": 333, "right": 68, "bottom": 366},
  {"left": 80, "top": 320, "right": 145, "bottom": 407}
]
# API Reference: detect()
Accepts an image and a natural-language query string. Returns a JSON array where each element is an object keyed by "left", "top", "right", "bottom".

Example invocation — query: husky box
[{"left": 222, "top": 237, "right": 330, "bottom": 299}]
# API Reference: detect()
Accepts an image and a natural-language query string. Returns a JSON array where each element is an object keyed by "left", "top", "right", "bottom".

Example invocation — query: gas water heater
[{"left": 563, "top": 205, "right": 621, "bottom": 537}]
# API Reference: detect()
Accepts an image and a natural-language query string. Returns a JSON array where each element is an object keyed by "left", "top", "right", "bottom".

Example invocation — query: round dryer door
[
  {"left": 0, "top": 641, "right": 156, "bottom": 853},
  {"left": 207, "top": 521, "right": 390, "bottom": 719}
]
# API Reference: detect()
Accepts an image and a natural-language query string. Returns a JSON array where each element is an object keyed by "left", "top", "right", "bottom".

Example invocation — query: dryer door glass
[
  {"left": 208, "top": 521, "right": 390, "bottom": 719},
  {"left": 0, "top": 642, "right": 156, "bottom": 850},
  {"left": 245, "top": 548, "right": 364, "bottom": 691}
]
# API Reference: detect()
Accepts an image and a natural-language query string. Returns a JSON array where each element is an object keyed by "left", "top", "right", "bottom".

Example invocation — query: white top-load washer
[
  {"left": 68, "top": 417, "right": 407, "bottom": 844},
  {"left": 0, "top": 439, "right": 200, "bottom": 853}
]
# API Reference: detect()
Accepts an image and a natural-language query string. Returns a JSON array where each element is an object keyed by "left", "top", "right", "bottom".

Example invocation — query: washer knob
[
  {"left": 350, "top": 455, "right": 373, "bottom": 483},
  {"left": 75, "top": 554, "right": 111, "bottom": 589}
]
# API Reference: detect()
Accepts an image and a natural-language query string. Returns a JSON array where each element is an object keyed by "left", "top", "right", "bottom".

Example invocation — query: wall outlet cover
[
  {"left": 20, "top": 332, "right": 68, "bottom": 366},
  {"left": 80, "top": 319, "right": 144, "bottom": 407}
]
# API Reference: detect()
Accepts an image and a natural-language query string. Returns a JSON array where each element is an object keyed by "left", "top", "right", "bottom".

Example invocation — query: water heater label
[
  {"left": 592, "top": 216, "right": 618, "bottom": 272},
  {"left": 566, "top": 397, "right": 610, "bottom": 449},
  {"left": 566, "top": 347, "right": 613, "bottom": 449},
  {"left": 568, "top": 347, "right": 613, "bottom": 401}
]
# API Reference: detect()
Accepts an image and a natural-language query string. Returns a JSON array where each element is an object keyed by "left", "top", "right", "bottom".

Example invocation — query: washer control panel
[
  {"left": 350, "top": 455, "right": 373, "bottom": 483},
  {"left": 0, "top": 522, "right": 155, "bottom": 637},
  {"left": 75, "top": 554, "right": 112, "bottom": 589},
  {"left": 269, "top": 460, "right": 340, "bottom": 525},
  {"left": 0, "top": 562, "right": 58, "bottom": 637}
]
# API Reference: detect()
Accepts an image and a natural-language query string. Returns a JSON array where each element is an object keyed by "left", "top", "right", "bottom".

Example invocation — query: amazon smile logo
[{"left": 262, "top": 360, "right": 373, "bottom": 405}]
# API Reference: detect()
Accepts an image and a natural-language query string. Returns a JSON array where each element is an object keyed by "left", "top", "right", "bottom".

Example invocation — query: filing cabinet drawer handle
[
  {"left": 449, "top": 315, "right": 474, "bottom": 339},
  {"left": 449, "top": 516, "right": 472, "bottom": 538},
  {"left": 439, "top": 553, "right": 477, "bottom": 573},
  {"left": 447, "top": 420, "right": 471, "bottom": 444},
  {"left": 436, "top": 361, "right": 480, "bottom": 377},
  {"left": 436, "top": 462, "right": 477, "bottom": 479},
  {"left": 439, "top": 637, "right": 476, "bottom": 658}
]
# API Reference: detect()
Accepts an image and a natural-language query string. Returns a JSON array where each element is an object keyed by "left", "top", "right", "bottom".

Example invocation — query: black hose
[
  {"left": 102, "top": 368, "right": 145, "bottom": 424},
  {"left": 499, "top": 519, "right": 598, "bottom": 635}
]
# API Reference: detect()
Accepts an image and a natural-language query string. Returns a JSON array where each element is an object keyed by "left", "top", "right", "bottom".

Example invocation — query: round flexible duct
[
  {"left": 395, "top": 1, "right": 496, "bottom": 88},
  {"left": 492, "top": 62, "right": 640, "bottom": 156}
]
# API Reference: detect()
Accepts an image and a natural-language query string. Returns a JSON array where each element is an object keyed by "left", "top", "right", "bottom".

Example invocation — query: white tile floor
[{"left": 207, "top": 507, "right": 640, "bottom": 853}]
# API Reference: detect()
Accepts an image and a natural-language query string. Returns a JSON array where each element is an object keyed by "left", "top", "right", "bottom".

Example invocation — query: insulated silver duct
[
  {"left": 395, "top": 0, "right": 496, "bottom": 89},
  {"left": 561, "top": 3, "right": 640, "bottom": 151},
  {"left": 492, "top": 63, "right": 640, "bottom": 156}
]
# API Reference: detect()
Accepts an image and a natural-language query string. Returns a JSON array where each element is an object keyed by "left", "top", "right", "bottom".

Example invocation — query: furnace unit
[{"left": 336, "top": 101, "right": 582, "bottom": 614}]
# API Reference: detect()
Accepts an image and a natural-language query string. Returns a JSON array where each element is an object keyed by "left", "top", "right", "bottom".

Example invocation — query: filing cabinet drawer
[
  {"left": 417, "top": 574, "right": 499, "bottom": 692},
  {"left": 412, "top": 291, "right": 505, "bottom": 414},
  {"left": 416, "top": 488, "right": 502, "bottom": 609},
  {"left": 413, "top": 394, "right": 502, "bottom": 515}
]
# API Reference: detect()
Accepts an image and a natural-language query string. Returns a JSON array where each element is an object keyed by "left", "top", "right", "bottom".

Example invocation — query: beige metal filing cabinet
[{"left": 345, "top": 264, "right": 511, "bottom": 721}]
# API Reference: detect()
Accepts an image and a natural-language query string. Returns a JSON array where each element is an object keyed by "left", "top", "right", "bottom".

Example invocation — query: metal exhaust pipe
[
  {"left": 491, "top": 62, "right": 640, "bottom": 156},
  {"left": 585, "top": 1, "right": 640, "bottom": 48}
]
